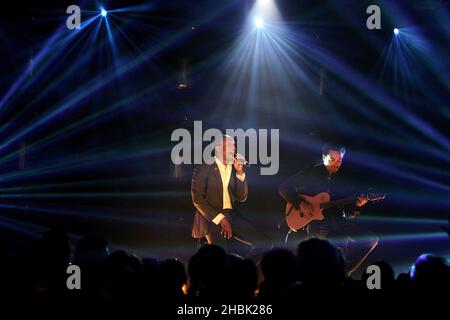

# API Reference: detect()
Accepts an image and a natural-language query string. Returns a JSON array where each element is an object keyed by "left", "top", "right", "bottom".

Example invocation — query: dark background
[{"left": 0, "top": 0, "right": 449, "bottom": 274}]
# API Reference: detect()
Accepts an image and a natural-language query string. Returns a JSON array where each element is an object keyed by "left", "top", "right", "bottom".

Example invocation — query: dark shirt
[{"left": 279, "top": 164, "right": 360, "bottom": 218}]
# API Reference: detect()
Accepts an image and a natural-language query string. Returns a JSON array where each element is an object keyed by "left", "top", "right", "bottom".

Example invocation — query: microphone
[{"left": 234, "top": 153, "right": 250, "bottom": 167}]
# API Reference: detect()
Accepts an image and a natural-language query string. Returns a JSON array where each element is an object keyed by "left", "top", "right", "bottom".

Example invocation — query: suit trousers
[{"left": 205, "top": 209, "right": 267, "bottom": 260}]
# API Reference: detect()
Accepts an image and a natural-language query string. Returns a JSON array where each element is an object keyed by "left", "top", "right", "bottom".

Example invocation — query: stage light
[
  {"left": 101, "top": 8, "right": 108, "bottom": 17},
  {"left": 254, "top": 16, "right": 264, "bottom": 29},
  {"left": 393, "top": 28, "right": 399, "bottom": 35}
]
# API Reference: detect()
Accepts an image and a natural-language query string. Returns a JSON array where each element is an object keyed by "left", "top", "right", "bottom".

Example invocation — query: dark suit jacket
[{"left": 191, "top": 163, "right": 248, "bottom": 238}]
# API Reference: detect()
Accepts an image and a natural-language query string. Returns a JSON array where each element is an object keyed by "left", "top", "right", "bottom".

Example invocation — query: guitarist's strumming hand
[
  {"left": 297, "top": 195, "right": 313, "bottom": 212},
  {"left": 301, "top": 201, "right": 313, "bottom": 213},
  {"left": 220, "top": 218, "right": 233, "bottom": 239},
  {"left": 356, "top": 196, "right": 368, "bottom": 207}
]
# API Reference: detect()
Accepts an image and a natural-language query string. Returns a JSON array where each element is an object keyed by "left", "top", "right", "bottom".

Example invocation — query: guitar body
[{"left": 285, "top": 192, "right": 330, "bottom": 230}]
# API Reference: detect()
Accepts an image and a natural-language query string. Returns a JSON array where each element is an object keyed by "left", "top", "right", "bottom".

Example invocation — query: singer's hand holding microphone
[{"left": 233, "top": 153, "right": 249, "bottom": 174}]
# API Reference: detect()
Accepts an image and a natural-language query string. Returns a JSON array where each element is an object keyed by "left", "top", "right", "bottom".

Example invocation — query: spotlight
[
  {"left": 393, "top": 28, "right": 399, "bottom": 35},
  {"left": 101, "top": 8, "right": 108, "bottom": 17},
  {"left": 254, "top": 16, "right": 264, "bottom": 29}
]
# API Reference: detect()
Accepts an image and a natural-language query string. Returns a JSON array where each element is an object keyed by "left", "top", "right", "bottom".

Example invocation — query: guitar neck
[{"left": 320, "top": 197, "right": 358, "bottom": 209}]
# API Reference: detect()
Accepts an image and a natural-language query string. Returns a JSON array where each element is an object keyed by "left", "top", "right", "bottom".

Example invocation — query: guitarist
[{"left": 279, "top": 143, "right": 378, "bottom": 275}]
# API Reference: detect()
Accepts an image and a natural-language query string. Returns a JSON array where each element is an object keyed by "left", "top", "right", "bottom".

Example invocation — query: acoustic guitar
[{"left": 285, "top": 192, "right": 386, "bottom": 230}]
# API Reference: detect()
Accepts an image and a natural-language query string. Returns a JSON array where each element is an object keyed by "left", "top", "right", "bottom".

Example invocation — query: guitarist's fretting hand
[
  {"left": 356, "top": 196, "right": 368, "bottom": 207},
  {"left": 220, "top": 218, "right": 233, "bottom": 239}
]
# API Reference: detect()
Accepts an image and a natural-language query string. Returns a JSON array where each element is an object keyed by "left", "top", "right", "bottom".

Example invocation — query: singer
[{"left": 191, "top": 135, "right": 267, "bottom": 260}]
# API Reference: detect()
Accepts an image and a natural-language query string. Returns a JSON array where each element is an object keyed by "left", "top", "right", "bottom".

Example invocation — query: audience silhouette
[{"left": 1, "top": 228, "right": 448, "bottom": 311}]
